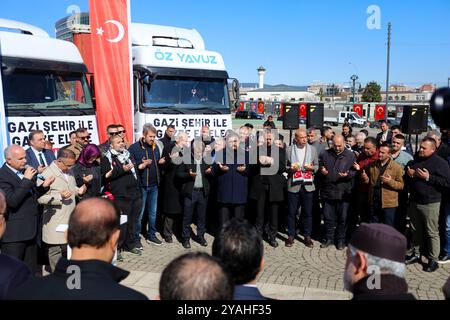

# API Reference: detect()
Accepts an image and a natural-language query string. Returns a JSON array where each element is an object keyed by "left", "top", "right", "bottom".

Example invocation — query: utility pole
[
  {"left": 385, "top": 22, "right": 391, "bottom": 120},
  {"left": 351, "top": 75, "right": 358, "bottom": 104},
  {"left": 448, "top": 77, "right": 450, "bottom": 88}
]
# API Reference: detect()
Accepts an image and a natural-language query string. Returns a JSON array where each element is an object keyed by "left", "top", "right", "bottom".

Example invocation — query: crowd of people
[{"left": 0, "top": 118, "right": 450, "bottom": 300}]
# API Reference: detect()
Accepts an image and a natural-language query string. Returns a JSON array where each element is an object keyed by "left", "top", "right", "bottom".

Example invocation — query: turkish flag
[
  {"left": 353, "top": 104, "right": 363, "bottom": 117},
  {"left": 375, "top": 104, "right": 386, "bottom": 121},
  {"left": 89, "top": 0, "right": 133, "bottom": 143},
  {"left": 257, "top": 102, "right": 265, "bottom": 114},
  {"left": 299, "top": 103, "right": 307, "bottom": 119}
]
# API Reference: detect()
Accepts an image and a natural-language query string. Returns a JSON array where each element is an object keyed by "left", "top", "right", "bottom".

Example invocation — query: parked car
[
  {"left": 369, "top": 119, "right": 399, "bottom": 129},
  {"left": 235, "top": 110, "right": 264, "bottom": 119}
]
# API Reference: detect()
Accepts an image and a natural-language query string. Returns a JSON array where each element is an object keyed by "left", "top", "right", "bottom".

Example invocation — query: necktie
[
  {"left": 16, "top": 171, "right": 24, "bottom": 180},
  {"left": 38, "top": 153, "right": 46, "bottom": 167}
]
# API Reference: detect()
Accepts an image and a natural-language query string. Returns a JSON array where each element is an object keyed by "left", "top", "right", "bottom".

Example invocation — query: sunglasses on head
[{"left": 109, "top": 130, "right": 126, "bottom": 136}]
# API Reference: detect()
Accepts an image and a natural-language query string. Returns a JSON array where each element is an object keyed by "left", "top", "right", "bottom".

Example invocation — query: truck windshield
[
  {"left": 2, "top": 69, "right": 93, "bottom": 111},
  {"left": 142, "top": 76, "right": 230, "bottom": 111}
]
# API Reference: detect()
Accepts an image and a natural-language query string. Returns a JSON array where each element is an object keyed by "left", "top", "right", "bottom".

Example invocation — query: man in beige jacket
[
  {"left": 360, "top": 143, "right": 404, "bottom": 227},
  {"left": 38, "top": 149, "right": 86, "bottom": 272}
]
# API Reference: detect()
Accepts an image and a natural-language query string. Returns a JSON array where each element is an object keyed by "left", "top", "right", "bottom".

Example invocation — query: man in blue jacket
[{"left": 129, "top": 124, "right": 165, "bottom": 248}]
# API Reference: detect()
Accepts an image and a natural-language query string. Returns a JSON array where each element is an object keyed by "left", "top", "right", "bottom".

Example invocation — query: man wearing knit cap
[{"left": 344, "top": 223, "right": 415, "bottom": 300}]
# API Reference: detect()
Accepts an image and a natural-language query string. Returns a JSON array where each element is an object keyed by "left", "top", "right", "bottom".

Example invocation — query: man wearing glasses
[
  {"left": 99, "top": 124, "right": 119, "bottom": 156},
  {"left": 116, "top": 124, "right": 131, "bottom": 149},
  {"left": 67, "top": 128, "right": 91, "bottom": 160},
  {"left": 38, "top": 149, "right": 87, "bottom": 272}
]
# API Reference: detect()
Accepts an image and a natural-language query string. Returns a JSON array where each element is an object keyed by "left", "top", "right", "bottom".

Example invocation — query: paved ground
[
  {"left": 119, "top": 119, "right": 447, "bottom": 300},
  {"left": 119, "top": 231, "right": 450, "bottom": 300}
]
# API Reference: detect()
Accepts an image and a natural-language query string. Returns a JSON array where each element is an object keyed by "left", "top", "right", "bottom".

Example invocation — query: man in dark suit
[
  {"left": 0, "top": 145, "right": 55, "bottom": 274},
  {"left": 376, "top": 121, "right": 393, "bottom": 146},
  {"left": 9, "top": 198, "right": 148, "bottom": 300},
  {"left": 0, "top": 190, "right": 31, "bottom": 300},
  {"left": 176, "top": 141, "right": 212, "bottom": 248},
  {"left": 25, "top": 130, "right": 56, "bottom": 172},
  {"left": 212, "top": 218, "right": 272, "bottom": 300}
]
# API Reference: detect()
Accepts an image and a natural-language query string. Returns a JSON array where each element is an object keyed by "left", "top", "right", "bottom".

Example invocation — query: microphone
[{"left": 24, "top": 165, "right": 45, "bottom": 181}]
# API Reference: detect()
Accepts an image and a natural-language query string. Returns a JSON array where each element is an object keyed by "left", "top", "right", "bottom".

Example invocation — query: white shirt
[
  {"left": 6, "top": 163, "right": 23, "bottom": 179},
  {"left": 30, "top": 146, "right": 48, "bottom": 167}
]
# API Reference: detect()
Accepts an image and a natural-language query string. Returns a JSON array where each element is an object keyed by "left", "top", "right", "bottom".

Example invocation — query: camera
[{"left": 430, "top": 87, "right": 450, "bottom": 130}]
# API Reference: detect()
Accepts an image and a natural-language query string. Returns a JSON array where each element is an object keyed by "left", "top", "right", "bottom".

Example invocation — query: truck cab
[
  {"left": 131, "top": 23, "right": 237, "bottom": 139},
  {"left": 0, "top": 19, "right": 98, "bottom": 162}
]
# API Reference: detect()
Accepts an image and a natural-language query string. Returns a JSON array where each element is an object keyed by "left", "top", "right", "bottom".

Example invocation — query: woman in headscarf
[{"left": 71, "top": 143, "right": 102, "bottom": 199}]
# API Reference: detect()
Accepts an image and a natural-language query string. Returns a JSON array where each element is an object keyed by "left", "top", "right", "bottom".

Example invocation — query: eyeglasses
[{"left": 109, "top": 130, "right": 126, "bottom": 136}]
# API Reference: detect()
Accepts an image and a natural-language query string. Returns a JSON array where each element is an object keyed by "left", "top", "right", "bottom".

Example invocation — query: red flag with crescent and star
[
  {"left": 353, "top": 104, "right": 363, "bottom": 117},
  {"left": 299, "top": 103, "right": 307, "bottom": 119},
  {"left": 375, "top": 104, "right": 386, "bottom": 121},
  {"left": 89, "top": 0, "right": 133, "bottom": 143}
]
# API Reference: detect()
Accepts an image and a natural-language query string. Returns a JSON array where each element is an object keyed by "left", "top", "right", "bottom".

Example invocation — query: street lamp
[{"left": 351, "top": 75, "right": 359, "bottom": 103}]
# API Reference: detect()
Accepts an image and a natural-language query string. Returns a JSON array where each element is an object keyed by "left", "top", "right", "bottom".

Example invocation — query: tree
[{"left": 362, "top": 81, "right": 382, "bottom": 102}]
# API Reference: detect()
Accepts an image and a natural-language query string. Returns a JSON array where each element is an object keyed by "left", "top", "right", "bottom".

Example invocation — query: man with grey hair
[
  {"left": 344, "top": 223, "right": 415, "bottom": 300},
  {"left": 354, "top": 132, "right": 366, "bottom": 156},
  {"left": 307, "top": 127, "right": 325, "bottom": 156},
  {"left": 0, "top": 145, "right": 55, "bottom": 274},
  {"left": 129, "top": 123, "right": 165, "bottom": 248},
  {"left": 427, "top": 130, "right": 450, "bottom": 160}
]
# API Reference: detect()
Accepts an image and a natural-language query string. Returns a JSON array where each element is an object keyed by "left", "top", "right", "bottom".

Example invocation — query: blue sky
[{"left": 1, "top": 0, "right": 449, "bottom": 87}]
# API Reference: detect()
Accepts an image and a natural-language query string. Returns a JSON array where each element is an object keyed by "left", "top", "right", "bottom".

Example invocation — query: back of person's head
[
  {"left": 212, "top": 219, "right": 263, "bottom": 285},
  {"left": 159, "top": 252, "right": 233, "bottom": 300},
  {"left": 345, "top": 223, "right": 407, "bottom": 292},
  {"left": 67, "top": 198, "right": 120, "bottom": 262}
]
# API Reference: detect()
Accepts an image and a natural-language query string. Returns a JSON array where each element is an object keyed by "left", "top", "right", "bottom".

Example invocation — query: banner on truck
[
  {"left": 89, "top": 0, "right": 134, "bottom": 143},
  {"left": 6, "top": 116, "right": 100, "bottom": 149}
]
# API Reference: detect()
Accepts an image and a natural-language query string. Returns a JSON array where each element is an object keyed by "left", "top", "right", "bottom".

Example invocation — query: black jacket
[
  {"left": 160, "top": 143, "right": 185, "bottom": 214},
  {"left": 0, "top": 164, "right": 49, "bottom": 243},
  {"left": 9, "top": 258, "right": 148, "bottom": 300},
  {"left": 249, "top": 144, "right": 287, "bottom": 202},
  {"left": 352, "top": 274, "right": 416, "bottom": 300},
  {"left": 71, "top": 163, "right": 102, "bottom": 198},
  {"left": 100, "top": 155, "right": 140, "bottom": 200},
  {"left": 376, "top": 130, "right": 393, "bottom": 146},
  {"left": 129, "top": 139, "right": 161, "bottom": 187},
  {"left": 319, "top": 149, "right": 356, "bottom": 201},
  {"left": 0, "top": 254, "right": 31, "bottom": 300},
  {"left": 176, "top": 156, "right": 211, "bottom": 199},
  {"left": 406, "top": 153, "right": 450, "bottom": 205}
]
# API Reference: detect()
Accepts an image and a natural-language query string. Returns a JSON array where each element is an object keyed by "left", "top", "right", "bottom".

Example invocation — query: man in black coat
[
  {"left": 0, "top": 190, "right": 31, "bottom": 300},
  {"left": 345, "top": 223, "right": 415, "bottom": 300},
  {"left": 249, "top": 129, "right": 287, "bottom": 248},
  {"left": 0, "top": 145, "right": 55, "bottom": 274},
  {"left": 176, "top": 141, "right": 212, "bottom": 248},
  {"left": 404, "top": 137, "right": 450, "bottom": 272},
  {"left": 212, "top": 219, "right": 272, "bottom": 300},
  {"left": 376, "top": 121, "right": 393, "bottom": 146},
  {"left": 159, "top": 125, "right": 176, "bottom": 151},
  {"left": 9, "top": 198, "right": 148, "bottom": 300},
  {"left": 319, "top": 135, "right": 356, "bottom": 250}
]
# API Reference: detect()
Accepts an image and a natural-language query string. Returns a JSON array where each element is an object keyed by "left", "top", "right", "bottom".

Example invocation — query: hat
[{"left": 349, "top": 223, "right": 407, "bottom": 263}]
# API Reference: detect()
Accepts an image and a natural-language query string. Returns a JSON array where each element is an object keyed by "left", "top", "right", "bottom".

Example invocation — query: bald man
[
  {"left": 0, "top": 145, "right": 54, "bottom": 274},
  {"left": 285, "top": 128, "right": 319, "bottom": 248},
  {"left": 319, "top": 135, "right": 356, "bottom": 250},
  {"left": 10, "top": 198, "right": 148, "bottom": 300},
  {"left": 159, "top": 252, "right": 233, "bottom": 300}
]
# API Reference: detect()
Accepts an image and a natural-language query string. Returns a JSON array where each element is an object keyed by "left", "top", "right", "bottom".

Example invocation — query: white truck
[
  {"left": 130, "top": 23, "right": 238, "bottom": 140},
  {"left": 0, "top": 19, "right": 99, "bottom": 163},
  {"left": 323, "top": 109, "right": 366, "bottom": 127}
]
